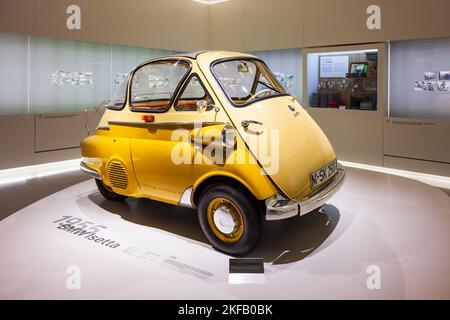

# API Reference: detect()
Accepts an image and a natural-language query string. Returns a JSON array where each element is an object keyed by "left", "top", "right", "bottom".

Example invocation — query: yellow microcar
[{"left": 80, "top": 51, "right": 345, "bottom": 255}]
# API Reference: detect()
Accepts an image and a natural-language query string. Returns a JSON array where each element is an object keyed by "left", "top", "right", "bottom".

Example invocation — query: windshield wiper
[{"left": 257, "top": 80, "right": 281, "bottom": 94}]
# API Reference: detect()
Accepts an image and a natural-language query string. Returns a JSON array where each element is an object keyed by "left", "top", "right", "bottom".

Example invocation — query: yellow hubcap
[{"left": 206, "top": 197, "right": 244, "bottom": 243}]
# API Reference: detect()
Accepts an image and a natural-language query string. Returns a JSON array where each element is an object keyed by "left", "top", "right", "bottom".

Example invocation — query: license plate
[{"left": 310, "top": 160, "right": 338, "bottom": 189}]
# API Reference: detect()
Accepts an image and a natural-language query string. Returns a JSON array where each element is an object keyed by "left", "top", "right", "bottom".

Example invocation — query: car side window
[
  {"left": 107, "top": 77, "right": 128, "bottom": 110},
  {"left": 130, "top": 59, "right": 190, "bottom": 112},
  {"left": 175, "top": 74, "right": 214, "bottom": 111}
]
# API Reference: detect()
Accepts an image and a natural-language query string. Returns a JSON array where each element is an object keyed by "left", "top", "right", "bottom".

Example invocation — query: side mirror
[{"left": 196, "top": 99, "right": 216, "bottom": 113}]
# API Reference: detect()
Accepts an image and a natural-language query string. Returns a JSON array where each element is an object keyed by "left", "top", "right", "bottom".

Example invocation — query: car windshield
[{"left": 212, "top": 59, "right": 287, "bottom": 106}]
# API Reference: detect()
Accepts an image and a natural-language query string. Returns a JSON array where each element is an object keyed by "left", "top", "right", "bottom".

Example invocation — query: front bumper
[
  {"left": 265, "top": 163, "right": 346, "bottom": 221},
  {"left": 80, "top": 161, "right": 101, "bottom": 180}
]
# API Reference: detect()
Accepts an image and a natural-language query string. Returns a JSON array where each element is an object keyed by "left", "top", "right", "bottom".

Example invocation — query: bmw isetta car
[{"left": 80, "top": 51, "right": 346, "bottom": 255}]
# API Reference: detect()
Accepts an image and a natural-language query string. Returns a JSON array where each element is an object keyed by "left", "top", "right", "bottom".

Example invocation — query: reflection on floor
[
  {"left": 0, "top": 167, "right": 449, "bottom": 299},
  {"left": 0, "top": 170, "right": 89, "bottom": 221},
  {"left": 90, "top": 193, "right": 340, "bottom": 265}
]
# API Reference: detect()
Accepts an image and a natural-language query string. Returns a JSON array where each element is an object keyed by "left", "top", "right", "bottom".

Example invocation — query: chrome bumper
[
  {"left": 265, "top": 164, "right": 346, "bottom": 221},
  {"left": 80, "top": 161, "right": 101, "bottom": 180}
]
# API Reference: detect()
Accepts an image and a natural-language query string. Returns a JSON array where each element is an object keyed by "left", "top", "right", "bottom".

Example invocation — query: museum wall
[
  {"left": 2, "top": 0, "right": 450, "bottom": 51},
  {"left": 250, "top": 48, "right": 303, "bottom": 100},
  {"left": 0, "top": 0, "right": 209, "bottom": 52},
  {"left": 0, "top": 32, "right": 178, "bottom": 170},
  {"left": 208, "top": 0, "right": 303, "bottom": 51},
  {"left": 208, "top": 0, "right": 450, "bottom": 51},
  {"left": 0, "top": 0, "right": 450, "bottom": 176}
]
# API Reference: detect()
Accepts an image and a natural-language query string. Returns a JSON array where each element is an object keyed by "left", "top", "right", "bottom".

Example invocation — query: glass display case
[
  {"left": 0, "top": 33, "right": 28, "bottom": 114},
  {"left": 390, "top": 37, "right": 450, "bottom": 120},
  {"left": 0, "top": 32, "right": 179, "bottom": 114},
  {"left": 304, "top": 44, "right": 386, "bottom": 113},
  {"left": 250, "top": 48, "right": 302, "bottom": 101}
]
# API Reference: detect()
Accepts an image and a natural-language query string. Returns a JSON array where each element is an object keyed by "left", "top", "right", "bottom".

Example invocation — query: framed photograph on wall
[
  {"left": 427, "top": 81, "right": 437, "bottom": 91},
  {"left": 424, "top": 72, "right": 438, "bottom": 80},
  {"left": 439, "top": 71, "right": 450, "bottom": 80},
  {"left": 319, "top": 55, "right": 349, "bottom": 78},
  {"left": 414, "top": 81, "right": 427, "bottom": 91},
  {"left": 437, "top": 81, "right": 450, "bottom": 91}
]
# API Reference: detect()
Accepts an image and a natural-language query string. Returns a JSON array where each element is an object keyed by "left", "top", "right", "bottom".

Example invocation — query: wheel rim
[{"left": 206, "top": 197, "right": 244, "bottom": 243}]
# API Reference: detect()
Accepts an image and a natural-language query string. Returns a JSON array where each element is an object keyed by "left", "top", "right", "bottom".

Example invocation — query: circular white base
[{"left": 0, "top": 167, "right": 448, "bottom": 299}]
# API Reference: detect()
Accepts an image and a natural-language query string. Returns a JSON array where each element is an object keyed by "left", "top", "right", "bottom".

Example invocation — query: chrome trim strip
[
  {"left": 178, "top": 187, "right": 193, "bottom": 208},
  {"left": 80, "top": 162, "right": 101, "bottom": 180},
  {"left": 108, "top": 120, "right": 227, "bottom": 127},
  {"left": 265, "top": 163, "right": 346, "bottom": 221}
]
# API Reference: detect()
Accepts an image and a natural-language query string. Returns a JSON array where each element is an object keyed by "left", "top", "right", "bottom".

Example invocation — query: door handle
[{"left": 241, "top": 120, "right": 263, "bottom": 128}]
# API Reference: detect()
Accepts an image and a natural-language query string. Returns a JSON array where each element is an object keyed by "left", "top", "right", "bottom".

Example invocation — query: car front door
[
  {"left": 129, "top": 60, "right": 219, "bottom": 204},
  {"left": 205, "top": 58, "right": 337, "bottom": 200}
]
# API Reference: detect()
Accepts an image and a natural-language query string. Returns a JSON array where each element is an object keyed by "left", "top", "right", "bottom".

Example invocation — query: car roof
[
  {"left": 129, "top": 51, "right": 260, "bottom": 76},
  {"left": 169, "top": 50, "right": 257, "bottom": 60},
  {"left": 137, "top": 50, "right": 258, "bottom": 65}
]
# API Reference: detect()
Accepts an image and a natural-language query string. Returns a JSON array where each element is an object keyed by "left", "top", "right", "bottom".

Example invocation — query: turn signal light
[{"left": 142, "top": 115, "right": 155, "bottom": 122}]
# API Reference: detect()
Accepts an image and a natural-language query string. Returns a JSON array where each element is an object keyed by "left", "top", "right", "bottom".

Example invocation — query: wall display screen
[
  {"left": 390, "top": 37, "right": 450, "bottom": 120},
  {"left": 0, "top": 32, "right": 179, "bottom": 114}
]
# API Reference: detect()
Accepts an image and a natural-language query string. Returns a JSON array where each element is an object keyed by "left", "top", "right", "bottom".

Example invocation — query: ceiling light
[{"left": 192, "top": 0, "right": 230, "bottom": 5}]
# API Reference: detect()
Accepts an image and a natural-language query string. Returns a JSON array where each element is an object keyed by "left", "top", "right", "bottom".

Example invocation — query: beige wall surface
[
  {"left": 0, "top": 112, "right": 101, "bottom": 170},
  {"left": 303, "top": 0, "right": 386, "bottom": 47},
  {"left": 385, "top": 0, "right": 450, "bottom": 42},
  {"left": 309, "top": 112, "right": 384, "bottom": 166},
  {"left": 1, "top": 0, "right": 450, "bottom": 177},
  {"left": 208, "top": 0, "right": 244, "bottom": 51},
  {"left": 0, "top": 0, "right": 209, "bottom": 52},
  {"left": 0, "top": 114, "right": 35, "bottom": 169},
  {"left": 384, "top": 118, "right": 450, "bottom": 164},
  {"left": 2, "top": 0, "right": 450, "bottom": 51}
]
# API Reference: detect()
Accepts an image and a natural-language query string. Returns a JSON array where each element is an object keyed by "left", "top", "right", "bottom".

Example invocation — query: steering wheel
[{"left": 247, "top": 89, "right": 273, "bottom": 102}]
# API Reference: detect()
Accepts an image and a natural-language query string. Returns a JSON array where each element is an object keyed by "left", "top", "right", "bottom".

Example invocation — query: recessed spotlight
[{"left": 192, "top": 0, "right": 230, "bottom": 5}]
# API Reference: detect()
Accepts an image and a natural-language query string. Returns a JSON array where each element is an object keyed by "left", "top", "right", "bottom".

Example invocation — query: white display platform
[{"left": 0, "top": 168, "right": 449, "bottom": 299}]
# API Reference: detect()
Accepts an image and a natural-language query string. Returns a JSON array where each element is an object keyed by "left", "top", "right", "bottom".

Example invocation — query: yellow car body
[{"left": 80, "top": 51, "right": 345, "bottom": 255}]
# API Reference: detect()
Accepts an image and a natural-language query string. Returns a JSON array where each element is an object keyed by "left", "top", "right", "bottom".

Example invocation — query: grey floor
[
  {"left": 440, "top": 187, "right": 450, "bottom": 196},
  {"left": 0, "top": 170, "right": 448, "bottom": 222},
  {"left": 0, "top": 170, "right": 89, "bottom": 221},
  {"left": 0, "top": 167, "right": 449, "bottom": 299}
]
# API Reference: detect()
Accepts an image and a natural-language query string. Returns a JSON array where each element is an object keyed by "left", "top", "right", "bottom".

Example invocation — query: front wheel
[
  {"left": 95, "top": 179, "right": 128, "bottom": 202},
  {"left": 197, "top": 185, "right": 262, "bottom": 255}
]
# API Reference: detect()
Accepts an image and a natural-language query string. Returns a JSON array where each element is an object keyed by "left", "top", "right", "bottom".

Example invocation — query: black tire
[
  {"left": 95, "top": 179, "right": 128, "bottom": 202},
  {"left": 198, "top": 184, "right": 262, "bottom": 256}
]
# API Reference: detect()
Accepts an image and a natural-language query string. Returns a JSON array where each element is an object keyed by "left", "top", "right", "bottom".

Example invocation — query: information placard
[{"left": 320, "top": 55, "right": 349, "bottom": 78}]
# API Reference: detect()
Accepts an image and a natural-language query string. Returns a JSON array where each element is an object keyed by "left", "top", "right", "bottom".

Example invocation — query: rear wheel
[
  {"left": 198, "top": 185, "right": 262, "bottom": 255},
  {"left": 95, "top": 179, "right": 127, "bottom": 202}
]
